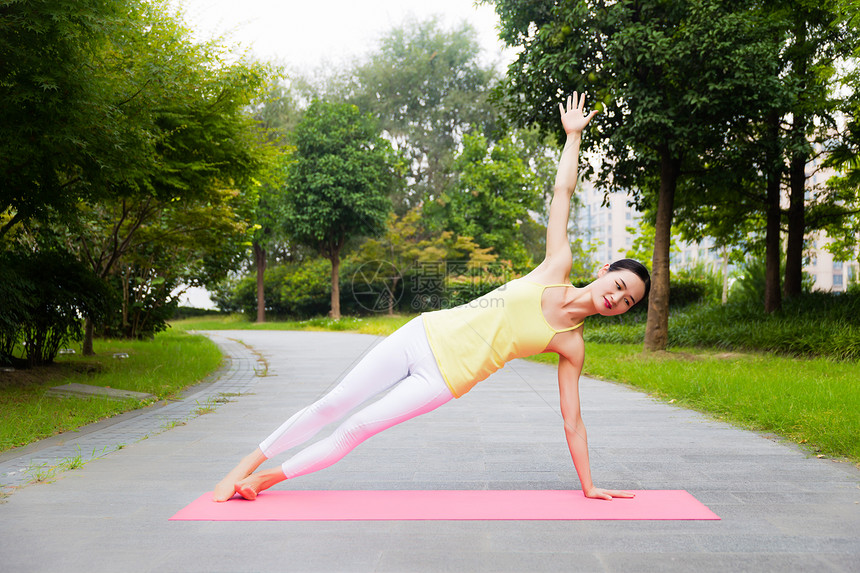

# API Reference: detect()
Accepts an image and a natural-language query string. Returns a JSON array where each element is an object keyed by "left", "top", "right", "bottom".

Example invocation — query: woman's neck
[{"left": 561, "top": 284, "right": 597, "bottom": 322}]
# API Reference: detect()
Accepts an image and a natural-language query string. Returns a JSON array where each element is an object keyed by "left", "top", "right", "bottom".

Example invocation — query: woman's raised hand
[{"left": 559, "top": 91, "right": 599, "bottom": 135}]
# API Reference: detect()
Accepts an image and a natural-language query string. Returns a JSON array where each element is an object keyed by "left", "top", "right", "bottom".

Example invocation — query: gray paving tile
[{"left": 598, "top": 552, "right": 833, "bottom": 573}]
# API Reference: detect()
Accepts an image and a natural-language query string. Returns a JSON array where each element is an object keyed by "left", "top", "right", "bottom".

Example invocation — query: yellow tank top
[{"left": 421, "top": 279, "right": 583, "bottom": 398}]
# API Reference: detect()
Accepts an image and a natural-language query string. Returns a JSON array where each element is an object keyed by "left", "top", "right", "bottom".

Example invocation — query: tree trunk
[
  {"left": 784, "top": 22, "right": 808, "bottom": 301},
  {"left": 644, "top": 149, "right": 680, "bottom": 352},
  {"left": 721, "top": 247, "right": 729, "bottom": 305},
  {"left": 83, "top": 318, "right": 94, "bottom": 356},
  {"left": 784, "top": 144, "right": 806, "bottom": 299},
  {"left": 764, "top": 113, "right": 783, "bottom": 313},
  {"left": 253, "top": 241, "right": 266, "bottom": 323},
  {"left": 388, "top": 276, "right": 399, "bottom": 316},
  {"left": 329, "top": 248, "right": 341, "bottom": 320},
  {"left": 121, "top": 265, "right": 130, "bottom": 333},
  {"left": 0, "top": 210, "right": 26, "bottom": 241}
]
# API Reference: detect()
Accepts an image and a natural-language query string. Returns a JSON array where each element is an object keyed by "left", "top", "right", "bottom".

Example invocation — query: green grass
[
  {"left": 528, "top": 345, "right": 859, "bottom": 464},
  {"left": 0, "top": 331, "right": 222, "bottom": 453},
  {"left": 586, "top": 295, "right": 860, "bottom": 361},
  {"left": 171, "top": 313, "right": 414, "bottom": 336}
]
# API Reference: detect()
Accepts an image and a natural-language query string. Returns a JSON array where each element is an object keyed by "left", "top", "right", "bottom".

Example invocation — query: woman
[{"left": 213, "top": 92, "right": 650, "bottom": 503}]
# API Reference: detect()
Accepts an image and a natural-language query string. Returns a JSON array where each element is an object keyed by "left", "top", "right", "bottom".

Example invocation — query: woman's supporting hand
[
  {"left": 583, "top": 487, "right": 636, "bottom": 501},
  {"left": 559, "top": 91, "right": 599, "bottom": 135}
]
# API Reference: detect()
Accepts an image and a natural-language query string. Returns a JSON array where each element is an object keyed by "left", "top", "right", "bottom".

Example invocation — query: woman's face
[{"left": 591, "top": 268, "right": 647, "bottom": 316}]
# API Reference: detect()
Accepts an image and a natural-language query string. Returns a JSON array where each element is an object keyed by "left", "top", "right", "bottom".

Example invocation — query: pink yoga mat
[{"left": 170, "top": 490, "right": 719, "bottom": 521}]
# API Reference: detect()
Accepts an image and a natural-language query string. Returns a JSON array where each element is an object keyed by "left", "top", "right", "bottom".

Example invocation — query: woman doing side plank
[{"left": 213, "top": 92, "right": 650, "bottom": 502}]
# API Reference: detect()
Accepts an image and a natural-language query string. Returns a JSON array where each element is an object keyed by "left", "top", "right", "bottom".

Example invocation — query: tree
[
  {"left": 820, "top": 101, "right": 860, "bottom": 266},
  {"left": 438, "top": 132, "right": 545, "bottom": 270},
  {"left": 245, "top": 82, "right": 304, "bottom": 323},
  {"left": 667, "top": 123, "right": 785, "bottom": 310},
  {"left": 778, "top": 0, "right": 857, "bottom": 299},
  {"left": 350, "top": 208, "right": 498, "bottom": 315},
  {"left": 816, "top": 0, "right": 860, "bottom": 264},
  {"left": 0, "top": 250, "right": 110, "bottom": 367},
  {"left": 6, "top": 0, "right": 273, "bottom": 351},
  {"left": 0, "top": 0, "right": 125, "bottom": 238},
  {"left": 350, "top": 18, "right": 500, "bottom": 213},
  {"left": 85, "top": 4, "right": 269, "bottom": 349},
  {"left": 623, "top": 220, "right": 683, "bottom": 273},
  {"left": 74, "top": 185, "right": 250, "bottom": 340},
  {"left": 488, "top": 0, "right": 785, "bottom": 350},
  {"left": 669, "top": 1, "right": 859, "bottom": 310},
  {"left": 284, "top": 100, "right": 401, "bottom": 319}
]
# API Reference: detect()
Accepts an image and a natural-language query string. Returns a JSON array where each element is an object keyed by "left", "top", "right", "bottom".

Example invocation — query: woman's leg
[
  {"left": 258, "top": 317, "right": 429, "bottom": 458},
  {"left": 214, "top": 317, "right": 437, "bottom": 501},
  {"left": 234, "top": 369, "right": 453, "bottom": 499}
]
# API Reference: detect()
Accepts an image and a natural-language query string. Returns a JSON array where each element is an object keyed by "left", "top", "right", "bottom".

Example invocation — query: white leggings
[{"left": 259, "top": 316, "right": 454, "bottom": 479}]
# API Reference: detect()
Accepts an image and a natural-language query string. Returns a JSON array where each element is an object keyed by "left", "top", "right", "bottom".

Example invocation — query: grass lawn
[
  {"left": 0, "top": 331, "right": 222, "bottom": 453},
  {"left": 529, "top": 345, "right": 859, "bottom": 464},
  {"left": 174, "top": 313, "right": 859, "bottom": 465},
  {"left": 172, "top": 313, "right": 414, "bottom": 336}
]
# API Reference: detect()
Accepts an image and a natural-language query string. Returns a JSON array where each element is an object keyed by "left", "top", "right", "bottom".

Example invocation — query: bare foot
[
  {"left": 234, "top": 479, "right": 260, "bottom": 501},
  {"left": 233, "top": 467, "right": 287, "bottom": 501},
  {"left": 212, "top": 449, "right": 267, "bottom": 502},
  {"left": 213, "top": 472, "right": 245, "bottom": 502}
]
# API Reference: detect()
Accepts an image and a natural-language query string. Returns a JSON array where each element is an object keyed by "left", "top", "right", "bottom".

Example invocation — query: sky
[
  {"left": 170, "top": 0, "right": 513, "bottom": 71},
  {"left": 169, "top": 0, "right": 513, "bottom": 308}
]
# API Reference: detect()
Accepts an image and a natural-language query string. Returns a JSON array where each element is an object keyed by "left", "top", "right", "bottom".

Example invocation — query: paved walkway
[{"left": 0, "top": 329, "right": 857, "bottom": 573}]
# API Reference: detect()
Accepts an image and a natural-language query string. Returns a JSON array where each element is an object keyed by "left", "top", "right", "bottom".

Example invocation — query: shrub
[
  {"left": 210, "top": 274, "right": 254, "bottom": 314},
  {"left": 0, "top": 251, "right": 111, "bottom": 366},
  {"left": 665, "top": 293, "right": 859, "bottom": 360},
  {"left": 99, "top": 272, "right": 177, "bottom": 340},
  {"left": 213, "top": 260, "right": 332, "bottom": 319},
  {"left": 673, "top": 262, "right": 723, "bottom": 305},
  {"left": 340, "top": 263, "right": 505, "bottom": 315},
  {"left": 279, "top": 258, "right": 332, "bottom": 318},
  {"left": 586, "top": 286, "right": 859, "bottom": 360},
  {"left": 172, "top": 307, "right": 224, "bottom": 319},
  {"left": 729, "top": 253, "right": 815, "bottom": 305},
  {"left": 0, "top": 260, "right": 30, "bottom": 364},
  {"left": 729, "top": 256, "right": 767, "bottom": 305}
]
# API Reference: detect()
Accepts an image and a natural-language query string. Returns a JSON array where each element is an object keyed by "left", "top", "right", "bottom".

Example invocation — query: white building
[
  {"left": 808, "top": 234, "right": 859, "bottom": 293},
  {"left": 574, "top": 179, "right": 857, "bottom": 293},
  {"left": 574, "top": 179, "right": 724, "bottom": 272},
  {"left": 574, "top": 179, "right": 640, "bottom": 265},
  {"left": 804, "top": 144, "right": 859, "bottom": 293}
]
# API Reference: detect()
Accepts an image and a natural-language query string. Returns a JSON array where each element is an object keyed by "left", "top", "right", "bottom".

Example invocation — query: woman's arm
[
  {"left": 542, "top": 92, "right": 599, "bottom": 274},
  {"left": 557, "top": 345, "right": 634, "bottom": 500}
]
